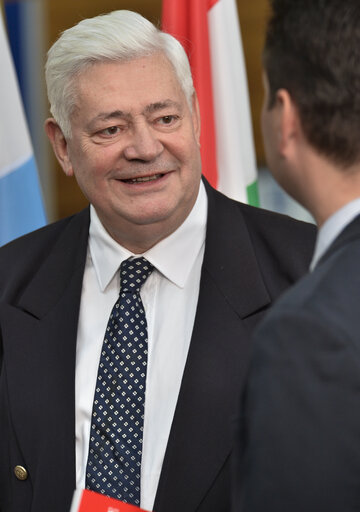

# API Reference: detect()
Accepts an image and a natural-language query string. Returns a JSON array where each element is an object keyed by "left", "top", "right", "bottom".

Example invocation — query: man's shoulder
[
  {"left": 1, "top": 209, "right": 87, "bottom": 254},
  {"left": 206, "top": 181, "right": 316, "bottom": 241},
  {"left": 261, "top": 237, "right": 360, "bottom": 337},
  {"left": 1, "top": 215, "right": 69, "bottom": 250},
  {"left": 0, "top": 208, "right": 89, "bottom": 288},
  {"left": 220, "top": 190, "right": 316, "bottom": 258},
  {"left": 239, "top": 200, "right": 314, "bottom": 236},
  {"left": 206, "top": 183, "right": 316, "bottom": 283}
]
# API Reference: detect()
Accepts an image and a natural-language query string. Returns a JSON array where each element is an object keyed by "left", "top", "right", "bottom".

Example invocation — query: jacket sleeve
[{"left": 241, "top": 307, "right": 360, "bottom": 512}]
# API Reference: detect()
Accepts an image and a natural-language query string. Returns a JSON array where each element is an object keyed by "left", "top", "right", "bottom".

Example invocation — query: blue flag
[{"left": 0, "top": 9, "right": 46, "bottom": 247}]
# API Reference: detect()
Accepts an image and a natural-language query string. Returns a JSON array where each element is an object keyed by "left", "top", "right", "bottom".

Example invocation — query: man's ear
[
  {"left": 191, "top": 92, "right": 201, "bottom": 146},
  {"left": 44, "top": 118, "right": 74, "bottom": 176},
  {"left": 275, "top": 89, "right": 301, "bottom": 157}
]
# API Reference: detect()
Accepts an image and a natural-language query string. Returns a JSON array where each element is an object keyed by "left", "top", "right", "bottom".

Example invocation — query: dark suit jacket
[
  {"left": 241, "top": 214, "right": 360, "bottom": 512},
  {"left": 0, "top": 181, "right": 315, "bottom": 512}
]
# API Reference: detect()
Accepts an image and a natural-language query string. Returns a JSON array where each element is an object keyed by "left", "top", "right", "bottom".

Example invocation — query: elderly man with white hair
[{"left": 0, "top": 10, "right": 314, "bottom": 512}]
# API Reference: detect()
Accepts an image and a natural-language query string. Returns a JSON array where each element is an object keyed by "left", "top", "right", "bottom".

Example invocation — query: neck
[
  {"left": 287, "top": 147, "right": 360, "bottom": 227},
  {"left": 97, "top": 209, "right": 192, "bottom": 254},
  {"left": 308, "top": 164, "right": 360, "bottom": 227}
]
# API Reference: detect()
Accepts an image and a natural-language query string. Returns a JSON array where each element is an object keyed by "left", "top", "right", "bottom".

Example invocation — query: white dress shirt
[
  {"left": 310, "top": 198, "right": 360, "bottom": 270},
  {"left": 75, "top": 182, "right": 207, "bottom": 510}
]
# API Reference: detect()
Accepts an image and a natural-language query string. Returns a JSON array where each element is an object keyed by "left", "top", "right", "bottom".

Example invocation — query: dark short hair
[{"left": 263, "top": 0, "right": 360, "bottom": 167}]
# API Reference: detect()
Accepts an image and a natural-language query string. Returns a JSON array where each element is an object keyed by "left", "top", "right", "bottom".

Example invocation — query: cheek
[
  {"left": 175, "top": 133, "right": 201, "bottom": 166},
  {"left": 71, "top": 145, "right": 111, "bottom": 178},
  {"left": 66, "top": 142, "right": 88, "bottom": 172}
]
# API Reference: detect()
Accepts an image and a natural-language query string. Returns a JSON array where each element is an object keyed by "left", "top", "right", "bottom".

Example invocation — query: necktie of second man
[{"left": 86, "top": 256, "right": 154, "bottom": 506}]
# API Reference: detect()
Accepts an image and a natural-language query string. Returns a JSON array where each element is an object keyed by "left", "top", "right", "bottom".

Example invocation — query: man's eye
[
  {"left": 158, "top": 115, "right": 178, "bottom": 125},
  {"left": 100, "top": 126, "right": 120, "bottom": 136}
]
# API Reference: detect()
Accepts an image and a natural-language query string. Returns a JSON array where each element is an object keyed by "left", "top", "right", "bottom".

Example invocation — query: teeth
[{"left": 129, "top": 174, "right": 162, "bottom": 183}]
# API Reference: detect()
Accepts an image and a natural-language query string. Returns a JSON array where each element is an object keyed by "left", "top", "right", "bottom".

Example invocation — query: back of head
[
  {"left": 263, "top": 0, "right": 360, "bottom": 168},
  {"left": 45, "top": 10, "right": 194, "bottom": 138}
]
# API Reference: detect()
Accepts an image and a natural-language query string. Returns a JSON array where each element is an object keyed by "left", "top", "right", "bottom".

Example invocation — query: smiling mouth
[{"left": 122, "top": 173, "right": 164, "bottom": 183}]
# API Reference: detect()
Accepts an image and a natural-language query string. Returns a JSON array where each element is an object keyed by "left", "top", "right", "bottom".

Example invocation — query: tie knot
[{"left": 120, "top": 257, "right": 154, "bottom": 293}]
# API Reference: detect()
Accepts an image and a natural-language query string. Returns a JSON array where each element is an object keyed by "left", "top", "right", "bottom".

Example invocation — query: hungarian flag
[{"left": 162, "top": 0, "right": 259, "bottom": 205}]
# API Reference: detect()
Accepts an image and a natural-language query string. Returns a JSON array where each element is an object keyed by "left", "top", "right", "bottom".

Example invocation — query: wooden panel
[
  {"left": 45, "top": 0, "right": 268, "bottom": 219},
  {"left": 238, "top": 0, "right": 269, "bottom": 166}
]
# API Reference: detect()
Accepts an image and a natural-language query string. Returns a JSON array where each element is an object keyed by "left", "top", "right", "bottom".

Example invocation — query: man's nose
[{"left": 123, "top": 122, "right": 163, "bottom": 161}]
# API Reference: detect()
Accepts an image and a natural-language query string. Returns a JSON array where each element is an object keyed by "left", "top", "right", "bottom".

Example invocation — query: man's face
[{"left": 60, "top": 53, "right": 202, "bottom": 247}]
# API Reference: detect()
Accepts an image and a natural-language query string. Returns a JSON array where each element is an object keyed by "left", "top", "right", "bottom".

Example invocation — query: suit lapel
[
  {"left": 1, "top": 209, "right": 89, "bottom": 507},
  {"left": 154, "top": 184, "right": 271, "bottom": 512}
]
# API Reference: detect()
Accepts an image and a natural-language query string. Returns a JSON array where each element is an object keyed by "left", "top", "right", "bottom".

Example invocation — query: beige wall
[{"left": 45, "top": 0, "right": 268, "bottom": 219}]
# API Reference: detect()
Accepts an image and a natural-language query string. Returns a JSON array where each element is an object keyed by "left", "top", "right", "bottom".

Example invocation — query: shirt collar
[
  {"left": 89, "top": 181, "right": 208, "bottom": 291},
  {"left": 310, "top": 197, "right": 360, "bottom": 270}
]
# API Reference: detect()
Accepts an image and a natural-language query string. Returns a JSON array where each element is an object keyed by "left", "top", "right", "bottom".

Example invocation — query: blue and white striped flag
[{"left": 0, "top": 8, "right": 46, "bottom": 246}]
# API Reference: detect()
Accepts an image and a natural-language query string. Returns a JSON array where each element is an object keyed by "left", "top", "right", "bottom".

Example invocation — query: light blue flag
[{"left": 0, "top": 9, "right": 46, "bottom": 247}]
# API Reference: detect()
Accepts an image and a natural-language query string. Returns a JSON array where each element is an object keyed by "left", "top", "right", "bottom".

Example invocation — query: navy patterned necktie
[{"left": 86, "top": 257, "right": 154, "bottom": 505}]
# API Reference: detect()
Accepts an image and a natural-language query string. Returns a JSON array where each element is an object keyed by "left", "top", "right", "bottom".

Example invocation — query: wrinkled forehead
[
  {"left": 73, "top": 53, "right": 184, "bottom": 105},
  {"left": 69, "top": 54, "right": 189, "bottom": 123}
]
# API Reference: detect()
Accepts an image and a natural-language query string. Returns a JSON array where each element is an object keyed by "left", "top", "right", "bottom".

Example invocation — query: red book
[{"left": 70, "top": 489, "right": 149, "bottom": 512}]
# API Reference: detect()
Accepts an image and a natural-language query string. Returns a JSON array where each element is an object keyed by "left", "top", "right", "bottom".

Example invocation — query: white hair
[{"left": 45, "top": 10, "right": 195, "bottom": 138}]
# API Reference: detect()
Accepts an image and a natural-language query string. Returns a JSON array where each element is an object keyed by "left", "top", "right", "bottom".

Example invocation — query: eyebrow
[
  {"left": 144, "top": 100, "right": 182, "bottom": 114},
  {"left": 89, "top": 110, "right": 129, "bottom": 125},
  {"left": 87, "top": 100, "right": 183, "bottom": 130}
]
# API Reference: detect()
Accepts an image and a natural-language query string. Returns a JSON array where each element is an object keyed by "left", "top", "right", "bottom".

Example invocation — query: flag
[
  {"left": 70, "top": 489, "right": 149, "bottom": 512},
  {"left": 162, "top": 0, "right": 259, "bottom": 205},
  {"left": 0, "top": 7, "right": 46, "bottom": 247}
]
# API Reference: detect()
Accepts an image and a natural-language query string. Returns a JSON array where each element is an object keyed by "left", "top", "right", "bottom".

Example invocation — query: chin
[{"left": 130, "top": 210, "right": 175, "bottom": 227}]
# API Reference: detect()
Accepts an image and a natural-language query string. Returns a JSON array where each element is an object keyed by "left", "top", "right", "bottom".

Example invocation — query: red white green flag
[{"left": 162, "top": 0, "right": 259, "bottom": 205}]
